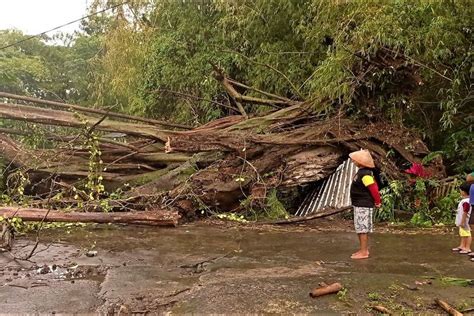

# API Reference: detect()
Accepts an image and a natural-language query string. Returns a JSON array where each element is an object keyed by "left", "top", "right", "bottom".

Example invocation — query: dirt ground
[{"left": 0, "top": 218, "right": 473, "bottom": 314}]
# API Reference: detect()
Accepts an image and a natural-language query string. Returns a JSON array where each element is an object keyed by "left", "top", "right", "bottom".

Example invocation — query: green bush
[{"left": 377, "top": 177, "right": 461, "bottom": 226}]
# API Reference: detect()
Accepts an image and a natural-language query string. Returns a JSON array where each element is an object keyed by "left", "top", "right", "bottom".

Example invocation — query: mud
[{"left": 0, "top": 222, "right": 473, "bottom": 314}]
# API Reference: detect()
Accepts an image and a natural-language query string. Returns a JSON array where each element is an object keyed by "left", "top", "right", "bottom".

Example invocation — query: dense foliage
[
  {"left": 90, "top": 0, "right": 473, "bottom": 172},
  {"left": 0, "top": 0, "right": 472, "bottom": 173},
  {"left": 0, "top": 30, "right": 100, "bottom": 103}
]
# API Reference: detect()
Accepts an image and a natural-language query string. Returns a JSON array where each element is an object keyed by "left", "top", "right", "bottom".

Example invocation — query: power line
[{"left": 0, "top": 1, "right": 129, "bottom": 51}]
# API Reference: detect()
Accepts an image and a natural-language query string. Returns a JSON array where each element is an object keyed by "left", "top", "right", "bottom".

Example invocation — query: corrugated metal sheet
[{"left": 295, "top": 159, "right": 357, "bottom": 216}]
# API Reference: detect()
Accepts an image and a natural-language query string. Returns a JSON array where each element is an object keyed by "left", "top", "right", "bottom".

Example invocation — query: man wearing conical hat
[{"left": 349, "top": 149, "right": 381, "bottom": 260}]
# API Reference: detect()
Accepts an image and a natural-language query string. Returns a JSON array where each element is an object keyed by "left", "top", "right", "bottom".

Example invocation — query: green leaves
[
  {"left": 1, "top": 0, "right": 471, "bottom": 173},
  {"left": 0, "top": 30, "right": 99, "bottom": 103}
]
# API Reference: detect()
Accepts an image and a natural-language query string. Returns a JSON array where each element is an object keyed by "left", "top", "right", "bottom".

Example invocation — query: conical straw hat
[{"left": 349, "top": 149, "right": 375, "bottom": 168}]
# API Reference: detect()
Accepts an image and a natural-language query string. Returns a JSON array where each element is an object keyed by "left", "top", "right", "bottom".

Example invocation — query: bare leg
[
  {"left": 453, "top": 233, "right": 463, "bottom": 251},
  {"left": 360, "top": 233, "right": 369, "bottom": 254},
  {"left": 461, "top": 237, "right": 467, "bottom": 250},
  {"left": 351, "top": 233, "right": 370, "bottom": 259},
  {"left": 461, "top": 237, "right": 471, "bottom": 251},
  {"left": 352, "top": 235, "right": 362, "bottom": 256}
]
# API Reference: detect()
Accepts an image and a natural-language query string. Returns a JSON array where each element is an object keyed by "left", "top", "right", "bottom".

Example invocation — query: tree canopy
[
  {"left": 0, "top": 30, "right": 100, "bottom": 103},
  {"left": 0, "top": 0, "right": 472, "bottom": 172}
]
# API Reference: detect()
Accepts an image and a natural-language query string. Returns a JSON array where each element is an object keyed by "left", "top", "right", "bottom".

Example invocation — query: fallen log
[
  {"left": 0, "top": 208, "right": 180, "bottom": 227},
  {"left": 434, "top": 299, "right": 463, "bottom": 316},
  {"left": 0, "top": 91, "right": 190, "bottom": 129},
  {"left": 0, "top": 102, "right": 169, "bottom": 141},
  {"left": 309, "top": 282, "right": 343, "bottom": 298},
  {"left": 0, "top": 55, "right": 445, "bottom": 220},
  {"left": 371, "top": 305, "right": 391, "bottom": 315}
]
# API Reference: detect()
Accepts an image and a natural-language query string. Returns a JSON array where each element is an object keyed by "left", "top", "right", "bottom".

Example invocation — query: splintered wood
[{"left": 0, "top": 64, "right": 443, "bottom": 222}]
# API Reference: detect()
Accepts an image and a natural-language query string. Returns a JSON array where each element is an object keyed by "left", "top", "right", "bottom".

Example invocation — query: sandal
[
  {"left": 468, "top": 252, "right": 474, "bottom": 257},
  {"left": 452, "top": 247, "right": 462, "bottom": 252},
  {"left": 459, "top": 250, "right": 471, "bottom": 254}
]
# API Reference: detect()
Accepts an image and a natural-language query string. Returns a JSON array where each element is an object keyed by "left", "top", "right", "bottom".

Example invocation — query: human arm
[
  {"left": 460, "top": 202, "right": 470, "bottom": 229},
  {"left": 362, "top": 175, "right": 381, "bottom": 207}
]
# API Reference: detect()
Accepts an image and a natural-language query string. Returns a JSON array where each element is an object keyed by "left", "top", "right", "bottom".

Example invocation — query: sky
[{"left": 0, "top": 0, "right": 89, "bottom": 35}]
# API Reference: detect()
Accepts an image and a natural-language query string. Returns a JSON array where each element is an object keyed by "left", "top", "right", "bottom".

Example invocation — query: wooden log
[
  {"left": 0, "top": 102, "right": 168, "bottom": 141},
  {"left": 0, "top": 87, "right": 438, "bottom": 218},
  {"left": 0, "top": 91, "right": 190, "bottom": 129},
  {"left": 434, "top": 299, "right": 463, "bottom": 316},
  {"left": 371, "top": 305, "right": 391, "bottom": 315},
  {"left": 0, "top": 208, "right": 180, "bottom": 227},
  {"left": 309, "top": 282, "right": 343, "bottom": 298}
]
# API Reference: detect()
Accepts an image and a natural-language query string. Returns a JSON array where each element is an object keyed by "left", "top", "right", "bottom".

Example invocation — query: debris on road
[
  {"left": 371, "top": 305, "right": 391, "bottom": 315},
  {"left": 309, "top": 282, "right": 343, "bottom": 298},
  {"left": 434, "top": 299, "right": 463, "bottom": 316}
]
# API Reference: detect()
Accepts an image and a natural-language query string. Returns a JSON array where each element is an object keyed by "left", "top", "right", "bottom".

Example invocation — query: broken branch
[
  {"left": 0, "top": 91, "right": 190, "bottom": 129},
  {"left": 371, "top": 305, "right": 391, "bottom": 315},
  {"left": 435, "top": 299, "right": 463, "bottom": 316},
  {"left": 309, "top": 282, "right": 343, "bottom": 298},
  {"left": 0, "top": 102, "right": 168, "bottom": 141}
]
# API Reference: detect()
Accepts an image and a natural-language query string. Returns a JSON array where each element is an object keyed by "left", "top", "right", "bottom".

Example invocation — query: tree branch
[
  {"left": 0, "top": 91, "right": 190, "bottom": 129},
  {"left": 210, "top": 63, "right": 248, "bottom": 118},
  {"left": 153, "top": 88, "right": 238, "bottom": 112},
  {"left": 227, "top": 78, "right": 294, "bottom": 103},
  {"left": 222, "top": 49, "right": 305, "bottom": 99}
]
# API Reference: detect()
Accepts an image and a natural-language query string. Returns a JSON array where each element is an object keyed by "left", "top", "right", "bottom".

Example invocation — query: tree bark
[
  {"left": 0, "top": 207, "right": 180, "bottom": 226},
  {"left": 0, "top": 91, "right": 190, "bottom": 129},
  {"left": 371, "top": 305, "right": 391, "bottom": 315},
  {"left": 309, "top": 283, "right": 343, "bottom": 298},
  {"left": 434, "top": 299, "right": 463, "bottom": 316},
  {"left": 0, "top": 102, "right": 169, "bottom": 141},
  {"left": 0, "top": 58, "right": 445, "bottom": 221}
]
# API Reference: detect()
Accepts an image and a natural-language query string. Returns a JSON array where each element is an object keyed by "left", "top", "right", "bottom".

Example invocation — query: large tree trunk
[{"left": 0, "top": 50, "right": 445, "bottom": 221}]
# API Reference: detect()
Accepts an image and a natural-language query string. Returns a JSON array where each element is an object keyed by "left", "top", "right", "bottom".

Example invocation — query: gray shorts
[{"left": 353, "top": 206, "right": 373, "bottom": 233}]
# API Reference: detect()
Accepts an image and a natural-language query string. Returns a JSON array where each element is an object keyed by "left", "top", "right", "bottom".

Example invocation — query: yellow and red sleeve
[{"left": 362, "top": 175, "right": 381, "bottom": 205}]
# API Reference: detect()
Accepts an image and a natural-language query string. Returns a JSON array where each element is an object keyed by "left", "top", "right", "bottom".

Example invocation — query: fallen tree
[
  {"left": 0, "top": 49, "right": 445, "bottom": 223},
  {"left": 0, "top": 207, "right": 180, "bottom": 226}
]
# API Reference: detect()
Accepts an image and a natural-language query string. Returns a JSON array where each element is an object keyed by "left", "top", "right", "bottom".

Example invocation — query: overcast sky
[{"left": 0, "top": 0, "right": 89, "bottom": 35}]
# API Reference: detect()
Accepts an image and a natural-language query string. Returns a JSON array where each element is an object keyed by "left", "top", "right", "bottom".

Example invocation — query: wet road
[{"left": 0, "top": 223, "right": 472, "bottom": 314}]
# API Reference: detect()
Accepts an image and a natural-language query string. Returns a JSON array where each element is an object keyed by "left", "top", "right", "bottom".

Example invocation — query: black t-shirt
[{"left": 350, "top": 168, "right": 375, "bottom": 208}]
